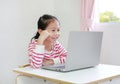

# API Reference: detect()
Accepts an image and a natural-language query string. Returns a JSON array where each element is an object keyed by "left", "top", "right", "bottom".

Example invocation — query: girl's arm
[
  {"left": 28, "top": 30, "right": 50, "bottom": 68},
  {"left": 28, "top": 42, "right": 45, "bottom": 69},
  {"left": 52, "top": 42, "right": 67, "bottom": 64}
]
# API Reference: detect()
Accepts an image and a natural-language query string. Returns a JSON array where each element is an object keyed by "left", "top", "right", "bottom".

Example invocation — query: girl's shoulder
[
  {"left": 54, "top": 41, "right": 61, "bottom": 45},
  {"left": 54, "top": 41, "right": 63, "bottom": 48},
  {"left": 29, "top": 39, "right": 37, "bottom": 45},
  {"left": 53, "top": 41, "right": 67, "bottom": 52}
]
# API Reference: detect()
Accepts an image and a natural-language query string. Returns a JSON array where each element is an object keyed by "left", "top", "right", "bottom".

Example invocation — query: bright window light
[{"left": 95, "top": 0, "right": 120, "bottom": 23}]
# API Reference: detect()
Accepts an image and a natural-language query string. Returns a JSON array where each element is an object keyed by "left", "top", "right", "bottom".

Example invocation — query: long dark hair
[{"left": 31, "top": 14, "right": 59, "bottom": 41}]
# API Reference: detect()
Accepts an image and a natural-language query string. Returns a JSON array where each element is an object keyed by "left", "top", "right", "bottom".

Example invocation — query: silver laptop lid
[{"left": 65, "top": 31, "right": 103, "bottom": 71}]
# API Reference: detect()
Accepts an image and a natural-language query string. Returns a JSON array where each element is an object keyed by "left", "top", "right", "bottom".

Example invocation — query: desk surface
[{"left": 13, "top": 64, "right": 120, "bottom": 84}]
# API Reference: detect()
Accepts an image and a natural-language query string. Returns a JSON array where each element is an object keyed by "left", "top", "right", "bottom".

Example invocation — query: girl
[{"left": 28, "top": 14, "right": 67, "bottom": 69}]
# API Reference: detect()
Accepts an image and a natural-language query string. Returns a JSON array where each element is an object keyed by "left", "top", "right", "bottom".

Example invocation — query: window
[{"left": 95, "top": 0, "right": 120, "bottom": 23}]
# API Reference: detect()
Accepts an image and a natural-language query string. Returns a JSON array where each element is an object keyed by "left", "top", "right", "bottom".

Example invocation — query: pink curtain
[{"left": 80, "top": 0, "right": 95, "bottom": 31}]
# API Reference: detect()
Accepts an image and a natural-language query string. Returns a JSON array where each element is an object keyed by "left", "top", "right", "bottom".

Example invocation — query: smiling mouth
[
  {"left": 52, "top": 38, "right": 56, "bottom": 40},
  {"left": 52, "top": 37, "right": 57, "bottom": 40}
]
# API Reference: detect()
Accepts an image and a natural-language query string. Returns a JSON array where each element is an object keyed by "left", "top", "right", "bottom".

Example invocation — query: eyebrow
[{"left": 51, "top": 27, "right": 60, "bottom": 29}]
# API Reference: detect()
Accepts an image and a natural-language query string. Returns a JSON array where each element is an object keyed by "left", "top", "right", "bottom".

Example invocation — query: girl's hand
[
  {"left": 37, "top": 30, "right": 50, "bottom": 45},
  {"left": 42, "top": 59, "right": 54, "bottom": 66}
]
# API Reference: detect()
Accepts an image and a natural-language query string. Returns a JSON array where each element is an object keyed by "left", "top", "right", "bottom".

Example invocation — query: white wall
[
  {"left": 95, "top": 23, "right": 120, "bottom": 65},
  {"left": 0, "top": 0, "right": 54, "bottom": 84},
  {"left": 0, "top": 0, "right": 80, "bottom": 84},
  {"left": 54, "top": 0, "right": 81, "bottom": 48}
]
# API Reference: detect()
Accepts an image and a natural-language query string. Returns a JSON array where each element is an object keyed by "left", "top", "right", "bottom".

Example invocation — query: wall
[
  {"left": 95, "top": 23, "right": 120, "bottom": 65},
  {"left": 0, "top": 0, "right": 54, "bottom": 84},
  {"left": 54, "top": 0, "right": 81, "bottom": 48}
]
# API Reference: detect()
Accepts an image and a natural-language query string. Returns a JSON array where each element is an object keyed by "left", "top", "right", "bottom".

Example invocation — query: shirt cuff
[
  {"left": 52, "top": 58, "right": 60, "bottom": 65},
  {"left": 34, "top": 45, "right": 45, "bottom": 53}
]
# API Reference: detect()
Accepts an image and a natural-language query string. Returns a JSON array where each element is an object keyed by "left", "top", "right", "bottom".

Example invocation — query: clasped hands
[{"left": 42, "top": 58, "right": 54, "bottom": 66}]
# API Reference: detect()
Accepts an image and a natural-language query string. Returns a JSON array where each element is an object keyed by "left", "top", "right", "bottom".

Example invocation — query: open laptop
[{"left": 41, "top": 31, "right": 103, "bottom": 72}]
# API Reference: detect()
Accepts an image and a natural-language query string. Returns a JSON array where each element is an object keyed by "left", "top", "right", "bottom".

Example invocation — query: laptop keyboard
[
  {"left": 49, "top": 64, "right": 65, "bottom": 69},
  {"left": 52, "top": 65, "right": 65, "bottom": 69}
]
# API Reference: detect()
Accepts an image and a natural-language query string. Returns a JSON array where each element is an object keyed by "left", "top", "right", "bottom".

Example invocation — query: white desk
[{"left": 13, "top": 64, "right": 120, "bottom": 84}]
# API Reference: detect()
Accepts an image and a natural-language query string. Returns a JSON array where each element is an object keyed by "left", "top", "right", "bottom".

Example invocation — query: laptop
[{"left": 41, "top": 31, "right": 103, "bottom": 72}]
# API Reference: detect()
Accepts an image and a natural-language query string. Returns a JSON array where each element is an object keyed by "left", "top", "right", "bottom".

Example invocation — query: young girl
[{"left": 28, "top": 14, "right": 67, "bottom": 69}]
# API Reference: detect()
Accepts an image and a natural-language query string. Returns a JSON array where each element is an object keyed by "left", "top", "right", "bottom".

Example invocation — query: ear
[{"left": 38, "top": 29, "right": 42, "bottom": 34}]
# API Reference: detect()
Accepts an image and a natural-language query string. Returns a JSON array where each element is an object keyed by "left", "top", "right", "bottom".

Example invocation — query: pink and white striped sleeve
[
  {"left": 52, "top": 42, "right": 67, "bottom": 64},
  {"left": 28, "top": 42, "right": 45, "bottom": 69},
  {"left": 59, "top": 45, "right": 67, "bottom": 64}
]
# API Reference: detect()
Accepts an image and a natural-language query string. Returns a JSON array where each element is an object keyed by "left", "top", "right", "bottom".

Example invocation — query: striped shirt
[{"left": 28, "top": 40, "right": 67, "bottom": 69}]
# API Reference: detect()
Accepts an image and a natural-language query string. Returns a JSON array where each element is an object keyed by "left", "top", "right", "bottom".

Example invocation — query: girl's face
[{"left": 45, "top": 20, "right": 60, "bottom": 43}]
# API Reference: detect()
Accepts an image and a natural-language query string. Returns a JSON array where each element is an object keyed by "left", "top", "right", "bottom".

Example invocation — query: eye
[{"left": 52, "top": 30, "right": 55, "bottom": 32}]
